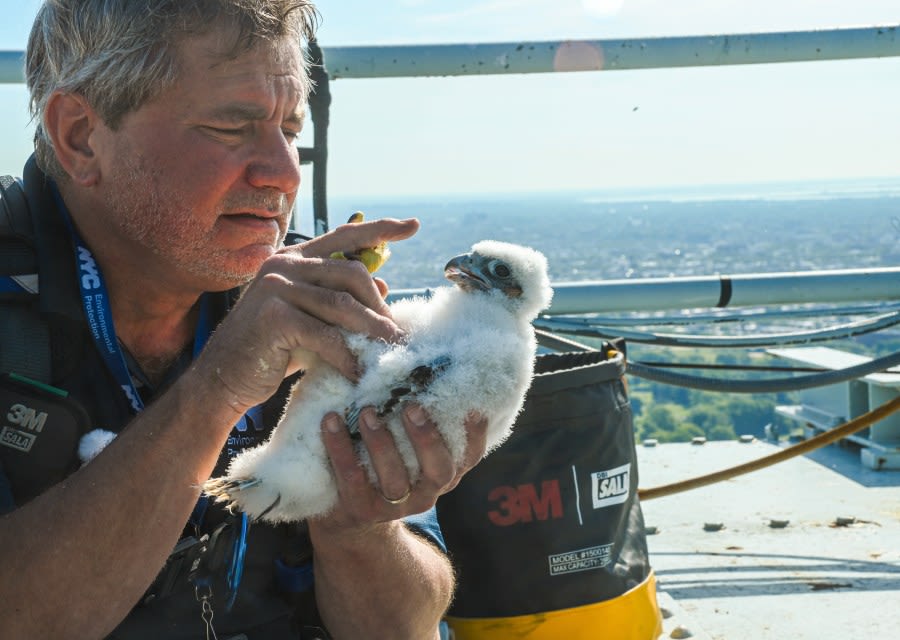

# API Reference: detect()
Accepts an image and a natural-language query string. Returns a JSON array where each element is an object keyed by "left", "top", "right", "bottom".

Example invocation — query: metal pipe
[
  {"left": 387, "top": 266, "right": 900, "bottom": 315},
  {"left": 2, "top": 25, "right": 899, "bottom": 83},
  {"left": 322, "top": 25, "right": 900, "bottom": 79},
  {"left": 547, "top": 267, "right": 900, "bottom": 314}
]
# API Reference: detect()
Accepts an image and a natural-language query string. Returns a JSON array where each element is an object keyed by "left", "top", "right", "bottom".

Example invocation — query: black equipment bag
[{"left": 437, "top": 347, "right": 661, "bottom": 639}]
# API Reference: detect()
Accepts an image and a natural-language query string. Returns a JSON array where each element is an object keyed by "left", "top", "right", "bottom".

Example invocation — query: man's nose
[{"left": 246, "top": 128, "right": 302, "bottom": 194}]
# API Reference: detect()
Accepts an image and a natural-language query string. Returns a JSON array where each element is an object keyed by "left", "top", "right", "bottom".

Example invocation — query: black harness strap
[
  {"left": 0, "top": 175, "right": 38, "bottom": 276},
  {"left": 0, "top": 175, "right": 51, "bottom": 382}
]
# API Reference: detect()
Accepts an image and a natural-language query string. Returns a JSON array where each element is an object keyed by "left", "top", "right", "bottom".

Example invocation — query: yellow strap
[{"left": 445, "top": 572, "right": 662, "bottom": 640}]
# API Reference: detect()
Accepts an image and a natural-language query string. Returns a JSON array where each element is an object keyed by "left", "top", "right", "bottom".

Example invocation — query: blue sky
[{"left": 2, "top": 0, "right": 900, "bottom": 198}]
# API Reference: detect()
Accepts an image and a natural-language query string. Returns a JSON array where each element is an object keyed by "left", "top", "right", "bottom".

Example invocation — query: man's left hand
[{"left": 313, "top": 407, "right": 488, "bottom": 532}]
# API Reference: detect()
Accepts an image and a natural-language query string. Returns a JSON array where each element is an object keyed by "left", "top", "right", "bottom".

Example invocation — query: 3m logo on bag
[
  {"left": 487, "top": 479, "right": 563, "bottom": 526},
  {"left": 591, "top": 462, "right": 631, "bottom": 509},
  {"left": 1, "top": 403, "right": 48, "bottom": 453}
]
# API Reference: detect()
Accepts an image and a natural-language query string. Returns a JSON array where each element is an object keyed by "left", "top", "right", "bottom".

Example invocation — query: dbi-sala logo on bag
[
  {"left": 1, "top": 403, "right": 48, "bottom": 453},
  {"left": 487, "top": 479, "right": 564, "bottom": 526},
  {"left": 591, "top": 463, "right": 630, "bottom": 509}
]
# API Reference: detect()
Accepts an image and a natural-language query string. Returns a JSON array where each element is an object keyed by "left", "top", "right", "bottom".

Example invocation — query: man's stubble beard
[{"left": 110, "top": 158, "right": 289, "bottom": 290}]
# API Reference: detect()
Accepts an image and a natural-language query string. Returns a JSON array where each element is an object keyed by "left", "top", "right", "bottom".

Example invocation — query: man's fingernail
[
  {"left": 323, "top": 414, "right": 342, "bottom": 434},
  {"left": 406, "top": 404, "right": 428, "bottom": 427},
  {"left": 361, "top": 410, "right": 381, "bottom": 431}
]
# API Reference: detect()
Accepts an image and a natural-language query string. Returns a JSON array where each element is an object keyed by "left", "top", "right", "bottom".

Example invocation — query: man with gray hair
[{"left": 0, "top": 1, "right": 487, "bottom": 638}]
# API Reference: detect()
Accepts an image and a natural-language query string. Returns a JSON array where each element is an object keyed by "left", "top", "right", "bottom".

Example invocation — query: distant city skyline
[{"left": 2, "top": 0, "right": 900, "bottom": 198}]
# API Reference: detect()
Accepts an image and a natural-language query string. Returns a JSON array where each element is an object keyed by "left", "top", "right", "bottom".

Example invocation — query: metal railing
[
  {"left": 3, "top": 25, "right": 900, "bottom": 82},
  {"left": 390, "top": 266, "right": 900, "bottom": 315}
]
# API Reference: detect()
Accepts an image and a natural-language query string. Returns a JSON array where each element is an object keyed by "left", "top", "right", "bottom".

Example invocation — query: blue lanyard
[
  {"left": 51, "top": 184, "right": 251, "bottom": 608},
  {"left": 53, "top": 198, "right": 213, "bottom": 413}
]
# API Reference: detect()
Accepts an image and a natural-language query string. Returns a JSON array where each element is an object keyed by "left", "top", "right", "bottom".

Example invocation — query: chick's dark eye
[{"left": 491, "top": 262, "right": 511, "bottom": 278}]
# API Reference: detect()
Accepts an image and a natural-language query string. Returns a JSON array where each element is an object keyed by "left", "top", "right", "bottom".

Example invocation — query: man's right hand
[{"left": 193, "top": 217, "right": 420, "bottom": 412}]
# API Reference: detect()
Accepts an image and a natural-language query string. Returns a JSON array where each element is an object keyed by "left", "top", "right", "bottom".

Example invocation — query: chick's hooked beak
[
  {"left": 445, "top": 252, "right": 491, "bottom": 292},
  {"left": 444, "top": 251, "right": 523, "bottom": 298}
]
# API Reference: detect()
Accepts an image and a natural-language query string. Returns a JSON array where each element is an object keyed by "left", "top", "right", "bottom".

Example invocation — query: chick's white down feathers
[{"left": 203, "top": 241, "right": 553, "bottom": 523}]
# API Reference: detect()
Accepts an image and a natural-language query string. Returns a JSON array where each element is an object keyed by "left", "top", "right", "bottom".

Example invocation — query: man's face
[{"left": 91, "top": 30, "right": 305, "bottom": 291}]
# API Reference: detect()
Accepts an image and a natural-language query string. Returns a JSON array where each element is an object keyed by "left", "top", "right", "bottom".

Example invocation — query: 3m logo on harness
[
  {"left": 487, "top": 479, "right": 563, "bottom": 526},
  {"left": 591, "top": 463, "right": 630, "bottom": 509},
  {"left": 7, "top": 403, "right": 48, "bottom": 432},
  {"left": 1, "top": 403, "right": 48, "bottom": 453}
]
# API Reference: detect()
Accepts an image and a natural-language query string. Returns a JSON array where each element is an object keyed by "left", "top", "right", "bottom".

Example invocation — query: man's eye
[
  {"left": 206, "top": 126, "right": 245, "bottom": 137},
  {"left": 283, "top": 129, "right": 300, "bottom": 142}
]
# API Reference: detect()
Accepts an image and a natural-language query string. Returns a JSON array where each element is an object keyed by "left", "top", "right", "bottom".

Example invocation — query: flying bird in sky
[{"left": 203, "top": 240, "right": 554, "bottom": 523}]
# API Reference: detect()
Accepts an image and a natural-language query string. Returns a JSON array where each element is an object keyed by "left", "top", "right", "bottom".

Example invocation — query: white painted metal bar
[
  {"left": 322, "top": 25, "right": 900, "bottom": 79},
  {"left": 388, "top": 266, "right": 900, "bottom": 315},
  {"left": 2, "top": 25, "right": 899, "bottom": 83},
  {"left": 547, "top": 267, "right": 900, "bottom": 314}
]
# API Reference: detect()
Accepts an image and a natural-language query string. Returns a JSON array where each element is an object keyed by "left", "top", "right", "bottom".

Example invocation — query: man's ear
[{"left": 42, "top": 91, "right": 102, "bottom": 186}]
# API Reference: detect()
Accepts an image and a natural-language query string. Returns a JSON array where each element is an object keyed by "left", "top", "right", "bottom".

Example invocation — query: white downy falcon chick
[{"left": 203, "top": 240, "right": 553, "bottom": 523}]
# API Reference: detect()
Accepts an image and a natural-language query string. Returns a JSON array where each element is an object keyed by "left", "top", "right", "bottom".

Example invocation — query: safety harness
[{"left": 0, "top": 167, "right": 330, "bottom": 639}]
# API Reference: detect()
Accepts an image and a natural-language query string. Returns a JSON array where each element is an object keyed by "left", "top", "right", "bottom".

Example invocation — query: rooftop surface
[{"left": 637, "top": 439, "right": 900, "bottom": 639}]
